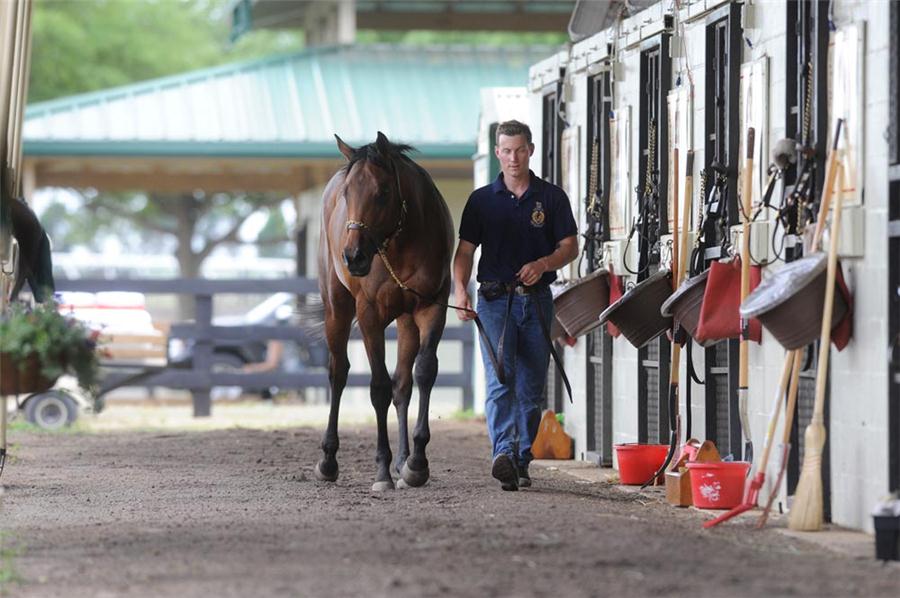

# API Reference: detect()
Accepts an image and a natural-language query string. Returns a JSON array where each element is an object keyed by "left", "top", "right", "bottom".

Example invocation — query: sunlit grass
[
  {"left": 0, "top": 531, "right": 21, "bottom": 589},
  {"left": 16, "top": 390, "right": 466, "bottom": 434}
]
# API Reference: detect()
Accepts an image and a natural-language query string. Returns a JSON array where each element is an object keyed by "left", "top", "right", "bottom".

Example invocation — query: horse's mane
[{"left": 345, "top": 140, "right": 417, "bottom": 174}]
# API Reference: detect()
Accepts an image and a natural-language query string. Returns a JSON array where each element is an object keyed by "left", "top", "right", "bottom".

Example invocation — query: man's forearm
[
  {"left": 453, "top": 252, "right": 473, "bottom": 293},
  {"left": 540, "top": 239, "right": 579, "bottom": 272}
]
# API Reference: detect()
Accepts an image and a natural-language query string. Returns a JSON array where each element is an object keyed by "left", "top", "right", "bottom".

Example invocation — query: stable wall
[{"left": 528, "top": 0, "right": 893, "bottom": 533}]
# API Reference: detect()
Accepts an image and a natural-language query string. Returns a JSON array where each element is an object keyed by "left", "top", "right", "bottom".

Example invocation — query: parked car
[{"left": 167, "top": 293, "right": 327, "bottom": 399}]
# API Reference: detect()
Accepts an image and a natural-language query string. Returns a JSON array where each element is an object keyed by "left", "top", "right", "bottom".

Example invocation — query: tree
[
  {"left": 29, "top": 0, "right": 304, "bottom": 103},
  {"left": 29, "top": 0, "right": 301, "bottom": 294}
]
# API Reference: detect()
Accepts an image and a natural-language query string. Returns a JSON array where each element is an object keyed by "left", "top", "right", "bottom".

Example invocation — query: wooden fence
[{"left": 56, "top": 277, "right": 476, "bottom": 416}]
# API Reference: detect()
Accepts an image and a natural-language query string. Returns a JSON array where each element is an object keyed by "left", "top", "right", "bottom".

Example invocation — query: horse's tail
[{"left": 296, "top": 295, "right": 327, "bottom": 342}]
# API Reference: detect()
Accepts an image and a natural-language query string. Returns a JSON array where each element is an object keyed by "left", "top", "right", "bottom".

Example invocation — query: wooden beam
[
  {"left": 357, "top": 11, "right": 570, "bottom": 32},
  {"left": 27, "top": 155, "right": 469, "bottom": 193}
]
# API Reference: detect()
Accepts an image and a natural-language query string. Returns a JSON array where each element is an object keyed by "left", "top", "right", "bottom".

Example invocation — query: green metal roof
[{"left": 24, "top": 44, "right": 556, "bottom": 160}]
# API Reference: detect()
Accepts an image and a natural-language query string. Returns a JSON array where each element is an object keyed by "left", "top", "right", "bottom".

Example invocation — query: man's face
[{"left": 495, "top": 134, "right": 534, "bottom": 179}]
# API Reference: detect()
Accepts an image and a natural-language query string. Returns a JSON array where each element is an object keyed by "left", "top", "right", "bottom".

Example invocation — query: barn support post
[{"left": 192, "top": 293, "right": 214, "bottom": 417}]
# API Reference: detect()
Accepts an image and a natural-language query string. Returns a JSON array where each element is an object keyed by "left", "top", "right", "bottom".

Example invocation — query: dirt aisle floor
[{"left": 2, "top": 419, "right": 899, "bottom": 598}]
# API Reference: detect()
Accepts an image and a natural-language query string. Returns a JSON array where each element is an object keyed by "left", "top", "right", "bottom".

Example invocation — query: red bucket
[
  {"left": 685, "top": 461, "right": 751, "bottom": 509},
  {"left": 614, "top": 444, "right": 669, "bottom": 485}
]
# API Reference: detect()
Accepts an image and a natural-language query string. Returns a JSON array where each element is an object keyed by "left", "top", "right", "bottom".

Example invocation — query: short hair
[{"left": 496, "top": 120, "right": 532, "bottom": 144}]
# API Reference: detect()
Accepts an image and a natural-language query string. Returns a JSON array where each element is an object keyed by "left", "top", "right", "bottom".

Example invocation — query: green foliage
[
  {"left": 29, "top": 0, "right": 304, "bottom": 103},
  {"left": 451, "top": 408, "right": 479, "bottom": 421},
  {"left": 0, "top": 532, "right": 21, "bottom": 588},
  {"left": 0, "top": 302, "right": 100, "bottom": 399}
]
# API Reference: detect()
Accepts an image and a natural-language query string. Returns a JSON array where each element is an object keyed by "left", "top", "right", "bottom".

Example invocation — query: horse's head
[{"left": 335, "top": 132, "right": 409, "bottom": 277}]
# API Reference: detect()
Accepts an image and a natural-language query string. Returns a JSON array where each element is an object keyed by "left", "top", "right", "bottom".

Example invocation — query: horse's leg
[
  {"left": 314, "top": 282, "right": 354, "bottom": 482},
  {"left": 358, "top": 307, "right": 394, "bottom": 491},
  {"left": 392, "top": 314, "right": 420, "bottom": 477},
  {"left": 401, "top": 302, "right": 447, "bottom": 488}
]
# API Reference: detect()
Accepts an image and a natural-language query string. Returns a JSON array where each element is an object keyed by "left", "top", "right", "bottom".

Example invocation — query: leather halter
[{"left": 345, "top": 161, "right": 407, "bottom": 252}]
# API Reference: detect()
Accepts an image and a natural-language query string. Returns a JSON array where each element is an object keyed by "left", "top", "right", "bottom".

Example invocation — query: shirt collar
[{"left": 492, "top": 170, "right": 543, "bottom": 198}]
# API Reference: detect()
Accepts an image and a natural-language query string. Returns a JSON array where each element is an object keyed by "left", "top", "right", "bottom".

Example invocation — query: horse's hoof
[
  {"left": 396, "top": 478, "right": 409, "bottom": 490},
  {"left": 372, "top": 480, "right": 395, "bottom": 492},
  {"left": 401, "top": 461, "right": 430, "bottom": 488},
  {"left": 315, "top": 460, "right": 338, "bottom": 482}
]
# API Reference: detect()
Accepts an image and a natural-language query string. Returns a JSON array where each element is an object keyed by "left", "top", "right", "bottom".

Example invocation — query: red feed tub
[
  {"left": 614, "top": 443, "right": 669, "bottom": 485},
  {"left": 685, "top": 461, "right": 752, "bottom": 509}
]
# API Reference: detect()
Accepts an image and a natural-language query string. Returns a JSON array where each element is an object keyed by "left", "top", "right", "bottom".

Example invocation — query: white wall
[{"left": 527, "top": 0, "right": 893, "bottom": 533}]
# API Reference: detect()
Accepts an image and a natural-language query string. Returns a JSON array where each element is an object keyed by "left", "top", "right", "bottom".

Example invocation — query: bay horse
[{"left": 316, "top": 132, "right": 454, "bottom": 491}]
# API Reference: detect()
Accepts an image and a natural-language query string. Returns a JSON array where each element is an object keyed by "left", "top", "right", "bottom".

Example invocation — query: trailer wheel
[{"left": 25, "top": 391, "right": 79, "bottom": 429}]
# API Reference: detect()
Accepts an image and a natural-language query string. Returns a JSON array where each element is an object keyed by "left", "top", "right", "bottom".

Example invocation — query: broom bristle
[{"left": 788, "top": 422, "right": 826, "bottom": 531}]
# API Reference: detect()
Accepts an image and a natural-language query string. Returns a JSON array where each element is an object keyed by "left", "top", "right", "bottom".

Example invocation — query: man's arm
[
  {"left": 516, "top": 235, "right": 579, "bottom": 286},
  {"left": 453, "top": 239, "right": 477, "bottom": 321}
]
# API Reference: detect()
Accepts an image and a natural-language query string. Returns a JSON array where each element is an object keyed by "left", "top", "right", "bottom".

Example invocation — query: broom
[
  {"left": 755, "top": 119, "right": 843, "bottom": 528},
  {"left": 738, "top": 128, "right": 756, "bottom": 465},
  {"left": 756, "top": 120, "right": 842, "bottom": 527},
  {"left": 788, "top": 158, "right": 846, "bottom": 531}
]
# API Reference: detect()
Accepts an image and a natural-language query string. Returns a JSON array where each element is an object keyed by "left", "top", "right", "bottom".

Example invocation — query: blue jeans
[{"left": 477, "top": 286, "right": 553, "bottom": 466}]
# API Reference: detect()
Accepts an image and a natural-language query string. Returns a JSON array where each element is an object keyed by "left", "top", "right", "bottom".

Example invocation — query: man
[{"left": 453, "top": 120, "right": 578, "bottom": 491}]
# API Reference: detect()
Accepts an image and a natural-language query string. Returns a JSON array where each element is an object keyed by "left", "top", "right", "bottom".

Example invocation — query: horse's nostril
[{"left": 344, "top": 248, "right": 365, "bottom": 268}]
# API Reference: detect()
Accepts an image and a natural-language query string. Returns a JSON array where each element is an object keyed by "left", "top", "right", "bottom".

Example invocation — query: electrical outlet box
[
  {"left": 837, "top": 205, "right": 865, "bottom": 258},
  {"left": 730, "top": 221, "right": 773, "bottom": 265},
  {"left": 659, "top": 234, "right": 675, "bottom": 272},
  {"left": 603, "top": 240, "right": 625, "bottom": 275}
]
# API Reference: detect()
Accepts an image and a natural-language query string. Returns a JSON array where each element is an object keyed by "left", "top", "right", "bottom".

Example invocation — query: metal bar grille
[
  {"left": 702, "top": 4, "right": 742, "bottom": 459},
  {"left": 585, "top": 69, "right": 614, "bottom": 464},
  {"left": 888, "top": 3, "right": 900, "bottom": 492},
  {"left": 637, "top": 34, "right": 671, "bottom": 444}
]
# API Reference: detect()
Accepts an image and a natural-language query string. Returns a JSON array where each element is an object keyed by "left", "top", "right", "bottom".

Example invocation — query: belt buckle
[{"left": 514, "top": 284, "right": 528, "bottom": 296}]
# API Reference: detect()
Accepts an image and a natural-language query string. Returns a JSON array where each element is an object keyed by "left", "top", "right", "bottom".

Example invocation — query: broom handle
[
  {"left": 669, "top": 153, "right": 693, "bottom": 406},
  {"left": 811, "top": 163, "right": 845, "bottom": 423},
  {"left": 757, "top": 351, "right": 796, "bottom": 473},
  {"left": 739, "top": 128, "right": 755, "bottom": 461},
  {"left": 739, "top": 127, "right": 756, "bottom": 367},
  {"left": 678, "top": 152, "right": 694, "bottom": 285},
  {"left": 672, "top": 147, "right": 680, "bottom": 288},
  {"left": 811, "top": 120, "right": 844, "bottom": 250},
  {"left": 757, "top": 348, "right": 804, "bottom": 527}
]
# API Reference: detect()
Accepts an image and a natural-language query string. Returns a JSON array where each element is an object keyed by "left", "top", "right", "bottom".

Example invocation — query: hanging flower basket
[
  {"left": 0, "top": 351, "right": 57, "bottom": 395},
  {"left": 0, "top": 301, "right": 100, "bottom": 399}
]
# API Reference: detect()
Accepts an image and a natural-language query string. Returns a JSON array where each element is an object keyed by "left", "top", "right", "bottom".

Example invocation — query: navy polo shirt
[{"left": 459, "top": 171, "right": 577, "bottom": 285}]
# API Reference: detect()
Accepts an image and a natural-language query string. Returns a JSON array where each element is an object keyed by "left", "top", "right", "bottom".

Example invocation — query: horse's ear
[
  {"left": 334, "top": 135, "right": 355, "bottom": 161},
  {"left": 375, "top": 131, "right": 391, "bottom": 157}
]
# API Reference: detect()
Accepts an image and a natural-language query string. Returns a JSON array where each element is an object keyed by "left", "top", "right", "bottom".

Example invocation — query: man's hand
[
  {"left": 454, "top": 288, "right": 475, "bottom": 321},
  {"left": 517, "top": 258, "right": 548, "bottom": 286}
]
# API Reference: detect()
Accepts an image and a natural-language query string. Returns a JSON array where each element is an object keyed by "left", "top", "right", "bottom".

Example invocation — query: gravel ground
[{"left": 1, "top": 418, "right": 899, "bottom": 597}]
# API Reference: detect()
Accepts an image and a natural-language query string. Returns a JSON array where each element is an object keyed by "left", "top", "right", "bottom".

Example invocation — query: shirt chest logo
[{"left": 530, "top": 201, "right": 545, "bottom": 228}]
